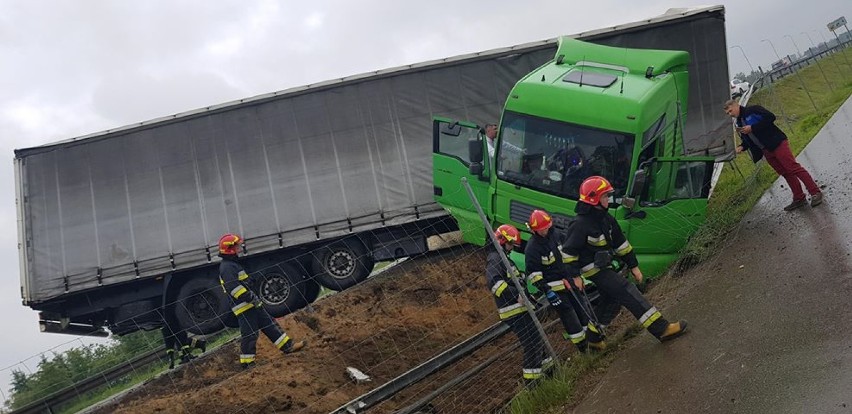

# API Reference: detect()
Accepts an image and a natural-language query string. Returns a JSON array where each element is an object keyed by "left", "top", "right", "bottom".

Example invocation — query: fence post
[{"left": 460, "top": 177, "right": 558, "bottom": 362}]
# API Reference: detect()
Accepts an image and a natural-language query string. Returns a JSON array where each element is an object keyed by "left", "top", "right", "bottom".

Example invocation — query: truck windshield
[{"left": 496, "top": 111, "right": 634, "bottom": 200}]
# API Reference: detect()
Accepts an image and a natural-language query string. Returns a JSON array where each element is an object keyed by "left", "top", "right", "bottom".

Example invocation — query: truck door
[
  {"left": 432, "top": 117, "right": 492, "bottom": 245},
  {"left": 625, "top": 156, "right": 715, "bottom": 275}
]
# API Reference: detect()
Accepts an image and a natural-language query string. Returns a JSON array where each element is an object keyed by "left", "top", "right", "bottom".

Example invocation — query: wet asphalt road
[{"left": 573, "top": 96, "right": 852, "bottom": 414}]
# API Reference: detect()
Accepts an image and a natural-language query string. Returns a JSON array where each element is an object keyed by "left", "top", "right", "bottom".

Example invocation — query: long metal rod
[{"left": 461, "top": 177, "right": 558, "bottom": 361}]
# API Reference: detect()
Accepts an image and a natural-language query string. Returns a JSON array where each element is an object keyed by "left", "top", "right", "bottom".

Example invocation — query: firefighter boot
[
  {"left": 586, "top": 324, "right": 607, "bottom": 352},
  {"left": 241, "top": 361, "right": 256, "bottom": 370},
  {"left": 658, "top": 320, "right": 688, "bottom": 342},
  {"left": 541, "top": 356, "right": 555, "bottom": 377},
  {"left": 179, "top": 346, "right": 195, "bottom": 365},
  {"left": 166, "top": 350, "right": 176, "bottom": 370},
  {"left": 282, "top": 339, "right": 307, "bottom": 354}
]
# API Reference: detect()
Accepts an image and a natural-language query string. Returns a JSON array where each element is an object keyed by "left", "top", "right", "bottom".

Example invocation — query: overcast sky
[{"left": 0, "top": 0, "right": 848, "bottom": 401}]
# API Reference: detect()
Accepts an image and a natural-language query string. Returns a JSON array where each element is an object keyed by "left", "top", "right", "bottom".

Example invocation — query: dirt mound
[{"left": 91, "top": 247, "right": 520, "bottom": 414}]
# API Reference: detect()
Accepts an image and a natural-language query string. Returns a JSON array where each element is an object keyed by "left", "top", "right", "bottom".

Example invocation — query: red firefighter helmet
[
  {"left": 218, "top": 233, "right": 242, "bottom": 255},
  {"left": 494, "top": 224, "right": 520, "bottom": 246},
  {"left": 527, "top": 210, "right": 553, "bottom": 232},
  {"left": 579, "top": 176, "right": 614, "bottom": 206}
]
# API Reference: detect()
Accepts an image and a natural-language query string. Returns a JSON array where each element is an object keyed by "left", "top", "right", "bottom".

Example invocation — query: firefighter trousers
[
  {"left": 505, "top": 313, "right": 549, "bottom": 380},
  {"left": 588, "top": 269, "right": 669, "bottom": 338},
  {"left": 552, "top": 289, "right": 592, "bottom": 349},
  {"left": 238, "top": 306, "right": 291, "bottom": 363}
]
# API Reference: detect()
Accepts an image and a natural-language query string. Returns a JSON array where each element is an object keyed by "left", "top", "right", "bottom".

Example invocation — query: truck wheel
[
  {"left": 174, "top": 277, "right": 229, "bottom": 335},
  {"left": 311, "top": 238, "right": 375, "bottom": 291},
  {"left": 258, "top": 263, "right": 319, "bottom": 317}
]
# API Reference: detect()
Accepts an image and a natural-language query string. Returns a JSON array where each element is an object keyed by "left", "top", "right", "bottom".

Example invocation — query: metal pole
[
  {"left": 810, "top": 31, "right": 845, "bottom": 77},
  {"left": 804, "top": 32, "right": 834, "bottom": 92},
  {"left": 830, "top": 30, "right": 852, "bottom": 68},
  {"left": 763, "top": 38, "right": 817, "bottom": 111},
  {"left": 790, "top": 34, "right": 833, "bottom": 92},
  {"left": 460, "top": 177, "right": 558, "bottom": 361},
  {"left": 730, "top": 45, "right": 755, "bottom": 73}
]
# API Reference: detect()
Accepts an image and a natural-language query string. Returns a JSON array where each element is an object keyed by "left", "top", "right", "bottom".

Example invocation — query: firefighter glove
[{"left": 545, "top": 291, "right": 562, "bottom": 307}]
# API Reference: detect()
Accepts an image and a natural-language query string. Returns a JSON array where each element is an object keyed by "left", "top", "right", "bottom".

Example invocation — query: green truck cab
[{"left": 433, "top": 37, "right": 717, "bottom": 278}]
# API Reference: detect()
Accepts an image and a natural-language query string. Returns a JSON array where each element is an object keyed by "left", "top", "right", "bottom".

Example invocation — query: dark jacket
[
  {"left": 219, "top": 256, "right": 258, "bottom": 316},
  {"left": 524, "top": 229, "right": 572, "bottom": 294},
  {"left": 736, "top": 105, "right": 787, "bottom": 162},
  {"left": 485, "top": 248, "right": 525, "bottom": 320},
  {"left": 560, "top": 203, "right": 639, "bottom": 278}
]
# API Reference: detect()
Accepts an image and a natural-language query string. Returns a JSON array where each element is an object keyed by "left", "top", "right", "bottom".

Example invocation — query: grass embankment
[
  {"left": 63, "top": 331, "right": 238, "bottom": 414},
  {"left": 509, "top": 47, "right": 852, "bottom": 414}
]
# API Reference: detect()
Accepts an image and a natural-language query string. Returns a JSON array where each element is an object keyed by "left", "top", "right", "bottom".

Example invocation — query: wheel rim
[
  {"left": 261, "top": 273, "right": 292, "bottom": 305},
  {"left": 326, "top": 249, "right": 356, "bottom": 279},
  {"left": 187, "top": 291, "right": 218, "bottom": 322}
]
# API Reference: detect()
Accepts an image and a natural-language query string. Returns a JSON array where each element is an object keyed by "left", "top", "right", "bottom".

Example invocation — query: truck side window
[{"left": 438, "top": 125, "right": 480, "bottom": 165}]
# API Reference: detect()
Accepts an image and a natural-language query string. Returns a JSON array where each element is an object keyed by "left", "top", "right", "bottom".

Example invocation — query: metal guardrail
[
  {"left": 333, "top": 294, "right": 598, "bottom": 414},
  {"left": 331, "top": 321, "right": 512, "bottom": 414},
  {"left": 10, "top": 346, "right": 166, "bottom": 414}
]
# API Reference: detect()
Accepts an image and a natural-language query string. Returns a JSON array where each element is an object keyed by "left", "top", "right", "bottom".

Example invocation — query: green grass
[
  {"left": 678, "top": 48, "right": 852, "bottom": 269},
  {"left": 60, "top": 330, "right": 240, "bottom": 414},
  {"left": 507, "top": 48, "right": 852, "bottom": 414}
]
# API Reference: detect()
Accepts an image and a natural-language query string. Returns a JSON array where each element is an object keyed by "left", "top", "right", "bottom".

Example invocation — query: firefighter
[
  {"left": 162, "top": 323, "right": 194, "bottom": 369},
  {"left": 486, "top": 224, "right": 553, "bottom": 385},
  {"left": 525, "top": 210, "right": 599, "bottom": 352},
  {"left": 562, "top": 176, "right": 687, "bottom": 342},
  {"left": 218, "top": 233, "right": 306, "bottom": 368},
  {"left": 160, "top": 306, "right": 198, "bottom": 369}
]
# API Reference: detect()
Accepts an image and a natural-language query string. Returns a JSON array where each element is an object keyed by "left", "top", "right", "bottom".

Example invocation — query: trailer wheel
[
  {"left": 174, "top": 277, "right": 229, "bottom": 335},
  {"left": 258, "top": 263, "right": 319, "bottom": 317},
  {"left": 311, "top": 238, "right": 375, "bottom": 290}
]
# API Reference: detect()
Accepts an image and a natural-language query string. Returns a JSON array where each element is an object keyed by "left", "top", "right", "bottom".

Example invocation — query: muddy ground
[{"left": 89, "top": 244, "right": 580, "bottom": 414}]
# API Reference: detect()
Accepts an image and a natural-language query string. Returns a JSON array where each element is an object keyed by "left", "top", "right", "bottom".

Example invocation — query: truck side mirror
[
  {"left": 468, "top": 137, "right": 483, "bottom": 164},
  {"left": 623, "top": 169, "right": 647, "bottom": 209},
  {"left": 469, "top": 162, "right": 483, "bottom": 176},
  {"left": 440, "top": 122, "right": 461, "bottom": 137},
  {"left": 628, "top": 169, "right": 647, "bottom": 197}
]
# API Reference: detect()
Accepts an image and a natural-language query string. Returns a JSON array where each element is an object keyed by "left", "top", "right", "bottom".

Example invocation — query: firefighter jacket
[
  {"left": 561, "top": 203, "right": 639, "bottom": 279},
  {"left": 524, "top": 229, "right": 573, "bottom": 295},
  {"left": 219, "top": 256, "right": 259, "bottom": 316},
  {"left": 485, "top": 249, "right": 526, "bottom": 320}
]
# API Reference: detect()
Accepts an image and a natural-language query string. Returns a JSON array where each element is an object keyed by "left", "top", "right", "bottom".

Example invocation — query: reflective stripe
[
  {"left": 239, "top": 354, "right": 256, "bottom": 364},
  {"left": 615, "top": 241, "right": 633, "bottom": 255},
  {"left": 587, "top": 235, "right": 607, "bottom": 247},
  {"left": 498, "top": 303, "right": 526, "bottom": 319},
  {"left": 566, "top": 330, "right": 587, "bottom": 344},
  {"left": 527, "top": 272, "right": 544, "bottom": 284},
  {"left": 581, "top": 263, "right": 600, "bottom": 278},
  {"left": 547, "top": 280, "right": 566, "bottom": 292},
  {"left": 237, "top": 270, "right": 249, "bottom": 281},
  {"left": 509, "top": 268, "right": 521, "bottom": 278},
  {"left": 639, "top": 307, "right": 662, "bottom": 328},
  {"left": 230, "top": 285, "right": 248, "bottom": 299},
  {"left": 587, "top": 322, "right": 600, "bottom": 334},
  {"left": 541, "top": 253, "right": 556, "bottom": 265},
  {"left": 562, "top": 253, "right": 579, "bottom": 263},
  {"left": 491, "top": 280, "right": 509, "bottom": 297},
  {"left": 274, "top": 334, "right": 291, "bottom": 349},
  {"left": 541, "top": 357, "right": 553, "bottom": 368},
  {"left": 232, "top": 302, "right": 254, "bottom": 315},
  {"left": 523, "top": 368, "right": 543, "bottom": 379}
]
